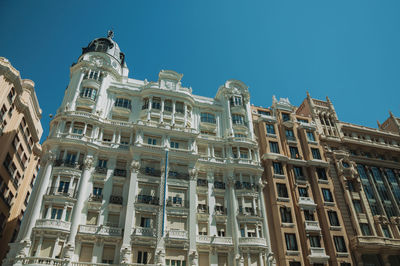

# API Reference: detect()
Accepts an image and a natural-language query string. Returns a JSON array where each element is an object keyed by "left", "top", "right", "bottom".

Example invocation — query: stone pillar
[
  {"left": 13, "top": 151, "right": 56, "bottom": 258},
  {"left": 147, "top": 97, "right": 152, "bottom": 121},
  {"left": 172, "top": 101, "right": 176, "bottom": 124},
  {"left": 160, "top": 98, "right": 165, "bottom": 123},
  {"left": 155, "top": 160, "right": 168, "bottom": 265},
  {"left": 184, "top": 103, "right": 188, "bottom": 127},
  {"left": 228, "top": 175, "right": 241, "bottom": 266},
  {"left": 120, "top": 160, "right": 140, "bottom": 264},
  {"left": 92, "top": 240, "right": 103, "bottom": 263},
  {"left": 226, "top": 98, "right": 234, "bottom": 137},
  {"left": 188, "top": 167, "right": 198, "bottom": 266},
  {"left": 63, "top": 155, "right": 94, "bottom": 259},
  {"left": 210, "top": 249, "right": 218, "bottom": 266},
  {"left": 258, "top": 179, "right": 273, "bottom": 264},
  {"left": 208, "top": 171, "right": 217, "bottom": 237}
]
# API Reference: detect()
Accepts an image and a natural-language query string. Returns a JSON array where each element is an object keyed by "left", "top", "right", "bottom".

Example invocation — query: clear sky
[{"left": 1, "top": 0, "right": 399, "bottom": 141}]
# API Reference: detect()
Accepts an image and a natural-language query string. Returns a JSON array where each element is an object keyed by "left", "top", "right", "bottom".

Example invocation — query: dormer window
[
  {"left": 80, "top": 87, "right": 97, "bottom": 101},
  {"left": 230, "top": 96, "right": 242, "bottom": 106},
  {"left": 200, "top": 113, "right": 216, "bottom": 124},
  {"left": 115, "top": 98, "right": 131, "bottom": 110}
]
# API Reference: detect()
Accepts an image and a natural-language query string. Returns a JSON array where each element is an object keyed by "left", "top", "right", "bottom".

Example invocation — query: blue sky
[{"left": 1, "top": 0, "right": 399, "bottom": 140}]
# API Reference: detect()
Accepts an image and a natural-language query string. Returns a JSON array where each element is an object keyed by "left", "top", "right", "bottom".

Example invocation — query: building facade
[
  {"left": 5, "top": 32, "right": 273, "bottom": 266},
  {"left": 252, "top": 97, "right": 352, "bottom": 266},
  {"left": 296, "top": 94, "right": 400, "bottom": 266},
  {"left": 0, "top": 57, "right": 43, "bottom": 261}
]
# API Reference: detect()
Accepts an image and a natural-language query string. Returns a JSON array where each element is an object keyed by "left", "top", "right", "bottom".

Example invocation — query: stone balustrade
[
  {"left": 78, "top": 224, "right": 123, "bottom": 237},
  {"left": 166, "top": 230, "right": 188, "bottom": 239},
  {"left": 35, "top": 219, "right": 71, "bottom": 231},
  {"left": 239, "top": 237, "right": 267, "bottom": 246}
]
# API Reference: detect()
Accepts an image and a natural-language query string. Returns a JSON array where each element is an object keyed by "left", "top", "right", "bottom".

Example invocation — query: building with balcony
[
  {"left": 252, "top": 97, "right": 352, "bottom": 266},
  {"left": 0, "top": 58, "right": 43, "bottom": 261},
  {"left": 296, "top": 93, "right": 400, "bottom": 265},
  {"left": 4, "top": 32, "right": 273, "bottom": 266}
]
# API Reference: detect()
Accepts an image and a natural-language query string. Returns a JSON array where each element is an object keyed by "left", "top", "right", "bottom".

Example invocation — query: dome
[{"left": 81, "top": 30, "right": 125, "bottom": 65}]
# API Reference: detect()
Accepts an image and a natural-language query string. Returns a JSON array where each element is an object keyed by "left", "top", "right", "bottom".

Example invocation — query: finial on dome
[{"left": 107, "top": 30, "right": 114, "bottom": 39}]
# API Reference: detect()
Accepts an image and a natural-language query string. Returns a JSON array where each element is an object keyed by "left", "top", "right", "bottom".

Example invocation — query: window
[
  {"left": 289, "top": 263, "right": 301, "bottom": 266},
  {"left": 360, "top": 223, "right": 371, "bottom": 236},
  {"left": 258, "top": 110, "right": 271, "bottom": 116},
  {"left": 232, "top": 114, "right": 244, "bottom": 125},
  {"left": 147, "top": 138, "right": 157, "bottom": 145},
  {"left": 273, "top": 162, "right": 283, "bottom": 175},
  {"left": 277, "top": 183, "right": 289, "bottom": 198},
  {"left": 166, "top": 259, "right": 186, "bottom": 266},
  {"left": 175, "top": 102, "right": 184, "bottom": 113},
  {"left": 152, "top": 98, "right": 161, "bottom": 110},
  {"left": 309, "top": 235, "right": 321, "bottom": 247},
  {"left": 8, "top": 87, "right": 16, "bottom": 103},
  {"left": 79, "top": 87, "right": 97, "bottom": 100},
  {"left": 98, "top": 159, "right": 107, "bottom": 168},
  {"left": 230, "top": 96, "right": 242, "bottom": 106},
  {"left": 282, "top": 113, "right": 290, "bottom": 122},
  {"left": 298, "top": 187, "right": 308, "bottom": 197},
  {"left": 265, "top": 124, "right": 275, "bottom": 134},
  {"left": 140, "top": 217, "right": 151, "bottom": 228},
  {"left": 304, "top": 210, "right": 314, "bottom": 221},
  {"left": 115, "top": 98, "right": 132, "bottom": 109},
  {"left": 311, "top": 148, "right": 322, "bottom": 159},
  {"left": 322, "top": 189, "right": 334, "bottom": 202},
  {"left": 317, "top": 168, "right": 327, "bottom": 180},
  {"left": 93, "top": 187, "right": 103, "bottom": 196},
  {"left": 328, "top": 211, "right": 340, "bottom": 226},
  {"left": 353, "top": 200, "right": 362, "bottom": 213},
  {"left": 285, "top": 233, "right": 298, "bottom": 250},
  {"left": 293, "top": 167, "right": 304, "bottom": 179},
  {"left": 290, "top": 147, "right": 300, "bottom": 159},
  {"left": 164, "top": 100, "right": 172, "bottom": 112},
  {"left": 280, "top": 207, "right": 292, "bottom": 223},
  {"left": 58, "top": 181, "right": 70, "bottom": 193},
  {"left": 333, "top": 236, "right": 347, "bottom": 252},
  {"left": 101, "top": 245, "right": 115, "bottom": 264},
  {"left": 137, "top": 251, "right": 148, "bottom": 264},
  {"left": 170, "top": 141, "right": 179, "bottom": 149},
  {"left": 200, "top": 113, "right": 216, "bottom": 124},
  {"left": 285, "top": 129, "right": 295, "bottom": 140},
  {"left": 51, "top": 208, "right": 63, "bottom": 220},
  {"left": 306, "top": 131, "right": 315, "bottom": 141},
  {"left": 269, "top": 142, "right": 279, "bottom": 153},
  {"left": 142, "top": 98, "right": 149, "bottom": 110},
  {"left": 382, "top": 225, "right": 391, "bottom": 238}
]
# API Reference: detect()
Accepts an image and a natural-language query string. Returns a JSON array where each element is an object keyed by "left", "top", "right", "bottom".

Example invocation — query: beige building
[
  {"left": 297, "top": 93, "right": 400, "bottom": 265},
  {"left": 252, "top": 97, "right": 352, "bottom": 266},
  {"left": 0, "top": 57, "right": 43, "bottom": 260}
]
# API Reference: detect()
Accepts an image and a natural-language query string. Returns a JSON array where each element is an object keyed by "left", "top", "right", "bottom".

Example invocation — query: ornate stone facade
[{"left": 4, "top": 33, "right": 272, "bottom": 266}]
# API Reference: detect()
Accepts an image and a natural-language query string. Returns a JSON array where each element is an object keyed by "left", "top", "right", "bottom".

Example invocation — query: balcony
[
  {"left": 78, "top": 224, "right": 123, "bottom": 237},
  {"left": 215, "top": 206, "right": 227, "bottom": 215},
  {"left": 46, "top": 187, "right": 77, "bottom": 199},
  {"left": 166, "top": 199, "right": 188, "bottom": 208},
  {"left": 214, "top": 181, "right": 226, "bottom": 190},
  {"left": 239, "top": 237, "right": 267, "bottom": 247},
  {"left": 308, "top": 247, "right": 330, "bottom": 263},
  {"left": 89, "top": 194, "right": 103, "bottom": 203},
  {"left": 239, "top": 208, "right": 261, "bottom": 217},
  {"left": 196, "top": 235, "right": 234, "bottom": 246},
  {"left": 133, "top": 227, "right": 157, "bottom": 237},
  {"left": 166, "top": 230, "right": 188, "bottom": 240},
  {"left": 109, "top": 195, "right": 123, "bottom": 205},
  {"left": 139, "top": 167, "right": 161, "bottom": 177},
  {"left": 298, "top": 196, "right": 317, "bottom": 209},
  {"left": 95, "top": 166, "right": 107, "bottom": 175},
  {"left": 305, "top": 220, "right": 321, "bottom": 232},
  {"left": 136, "top": 195, "right": 159, "bottom": 205},
  {"left": 168, "top": 171, "right": 189, "bottom": 181},
  {"left": 114, "top": 168, "right": 127, "bottom": 177},
  {"left": 197, "top": 204, "right": 209, "bottom": 214},
  {"left": 6, "top": 257, "right": 68, "bottom": 266},
  {"left": 235, "top": 181, "right": 259, "bottom": 191},
  {"left": 197, "top": 179, "right": 208, "bottom": 187},
  {"left": 35, "top": 219, "right": 71, "bottom": 231},
  {"left": 54, "top": 159, "right": 82, "bottom": 170}
]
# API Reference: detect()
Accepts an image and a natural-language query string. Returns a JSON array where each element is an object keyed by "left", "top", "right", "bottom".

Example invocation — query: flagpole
[{"left": 161, "top": 150, "right": 168, "bottom": 237}]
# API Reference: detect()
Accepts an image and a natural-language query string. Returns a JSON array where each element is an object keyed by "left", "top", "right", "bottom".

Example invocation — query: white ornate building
[{"left": 5, "top": 32, "right": 273, "bottom": 266}]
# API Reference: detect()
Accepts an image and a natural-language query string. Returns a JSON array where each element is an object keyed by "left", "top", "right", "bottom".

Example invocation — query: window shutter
[
  {"left": 102, "top": 245, "right": 115, "bottom": 262},
  {"left": 79, "top": 244, "right": 93, "bottom": 262},
  {"left": 40, "top": 240, "right": 54, "bottom": 257}
]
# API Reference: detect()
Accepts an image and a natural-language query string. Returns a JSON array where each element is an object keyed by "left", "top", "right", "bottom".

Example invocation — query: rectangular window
[
  {"left": 285, "top": 129, "right": 295, "bottom": 140},
  {"left": 265, "top": 124, "right": 275, "bottom": 134},
  {"left": 304, "top": 210, "right": 314, "bottom": 221},
  {"left": 258, "top": 110, "right": 271, "bottom": 116},
  {"left": 353, "top": 200, "right": 362, "bottom": 214},
  {"left": 115, "top": 98, "right": 132, "bottom": 109},
  {"left": 289, "top": 146, "right": 300, "bottom": 159},
  {"left": 98, "top": 159, "right": 107, "bottom": 168},
  {"left": 200, "top": 113, "right": 216, "bottom": 124},
  {"left": 306, "top": 131, "right": 315, "bottom": 141},
  {"left": 273, "top": 162, "right": 283, "bottom": 175},
  {"left": 285, "top": 233, "right": 298, "bottom": 250},
  {"left": 311, "top": 148, "right": 322, "bottom": 159},
  {"left": 137, "top": 251, "right": 148, "bottom": 264},
  {"left": 58, "top": 181, "right": 70, "bottom": 193},
  {"left": 298, "top": 187, "right": 308, "bottom": 197},
  {"left": 93, "top": 187, "right": 103, "bottom": 195},
  {"left": 170, "top": 141, "right": 179, "bottom": 149},
  {"left": 269, "top": 142, "right": 279, "bottom": 153},
  {"left": 230, "top": 96, "right": 242, "bottom": 106},
  {"left": 322, "top": 189, "right": 334, "bottom": 202},
  {"left": 152, "top": 98, "right": 161, "bottom": 110},
  {"left": 282, "top": 113, "right": 290, "bottom": 122},
  {"left": 382, "top": 225, "right": 391, "bottom": 238},
  {"left": 317, "top": 168, "right": 327, "bottom": 180},
  {"left": 51, "top": 208, "right": 63, "bottom": 220},
  {"left": 293, "top": 167, "right": 304, "bottom": 179},
  {"left": 232, "top": 114, "right": 244, "bottom": 125},
  {"left": 280, "top": 207, "right": 292, "bottom": 223},
  {"left": 101, "top": 245, "right": 115, "bottom": 264},
  {"left": 277, "top": 183, "right": 289, "bottom": 198},
  {"left": 360, "top": 223, "right": 371, "bottom": 236},
  {"left": 140, "top": 217, "right": 151, "bottom": 228},
  {"left": 328, "top": 211, "right": 340, "bottom": 226},
  {"left": 333, "top": 236, "right": 347, "bottom": 252},
  {"left": 147, "top": 138, "right": 157, "bottom": 145},
  {"left": 309, "top": 235, "right": 321, "bottom": 247}
]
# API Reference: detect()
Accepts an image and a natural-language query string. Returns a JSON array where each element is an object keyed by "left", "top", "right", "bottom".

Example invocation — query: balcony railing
[
  {"left": 89, "top": 194, "right": 103, "bottom": 202},
  {"left": 168, "top": 171, "right": 189, "bottom": 180},
  {"left": 6, "top": 257, "right": 68, "bottom": 266},
  {"left": 139, "top": 167, "right": 161, "bottom": 177},
  {"left": 235, "top": 181, "right": 259, "bottom": 190},
  {"left": 47, "top": 187, "right": 77, "bottom": 198},
  {"left": 215, "top": 206, "right": 227, "bottom": 215},
  {"left": 109, "top": 195, "right": 123, "bottom": 205},
  {"left": 95, "top": 166, "right": 107, "bottom": 174},
  {"left": 114, "top": 168, "right": 127, "bottom": 177},
  {"left": 54, "top": 159, "right": 82, "bottom": 169},
  {"left": 78, "top": 224, "right": 123, "bottom": 236},
  {"left": 239, "top": 237, "right": 267, "bottom": 246},
  {"left": 239, "top": 208, "right": 260, "bottom": 216},
  {"left": 305, "top": 220, "right": 321, "bottom": 232},
  {"left": 197, "top": 204, "right": 209, "bottom": 214},
  {"left": 35, "top": 219, "right": 71, "bottom": 231},
  {"left": 133, "top": 227, "right": 157, "bottom": 237},
  {"left": 166, "top": 199, "right": 188, "bottom": 208},
  {"left": 136, "top": 195, "right": 159, "bottom": 205},
  {"left": 197, "top": 179, "right": 208, "bottom": 187},
  {"left": 214, "top": 181, "right": 226, "bottom": 189},
  {"left": 166, "top": 230, "right": 188, "bottom": 239}
]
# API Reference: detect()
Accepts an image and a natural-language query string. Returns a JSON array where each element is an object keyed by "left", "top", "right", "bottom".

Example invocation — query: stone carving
[
  {"left": 189, "top": 167, "right": 198, "bottom": 180},
  {"left": 120, "top": 246, "right": 131, "bottom": 263},
  {"left": 130, "top": 160, "right": 140, "bottom": 172},
  {"left": 41, "top": 151, "right": 56, "bottom": 167},
  {"left": 83, "top": 155, "right": 94, "bottom": 170}
]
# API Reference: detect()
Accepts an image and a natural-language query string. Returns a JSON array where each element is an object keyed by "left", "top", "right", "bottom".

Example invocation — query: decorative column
[
  {"left": 160, "top": 98, "right": 165, "bottom": 123},
  {"left": 155, "top": 160, "right": 167, "bottom": 265},
  {"left": 258, "top": 179, "right": 273, "bottom": 265},
  {"left": 226, "top": 98, "right": 234, "bottom": 137},
  {"left": 120, "top": 160, "right": 140, "bottom": 263},
  {"left": 227, "top": 175, "right": 242, "bottom": 266},
  {"left": 188, "top": 167, "right": 198, "bottom": 266},
  {"left": 184, "top": 103, "right": 188, "bottom": 127},
  {"left": 12, "top": 151, "right": 56, "bottom": 258},
  {"left": 63, "top": 155, "right": 94, "bottom": 259},
  {"left": 172, "top": 101, "right": 176, "bottom": 124},
  {"left": 147, "top": 98, "right": 152, "bottom": 121}
]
